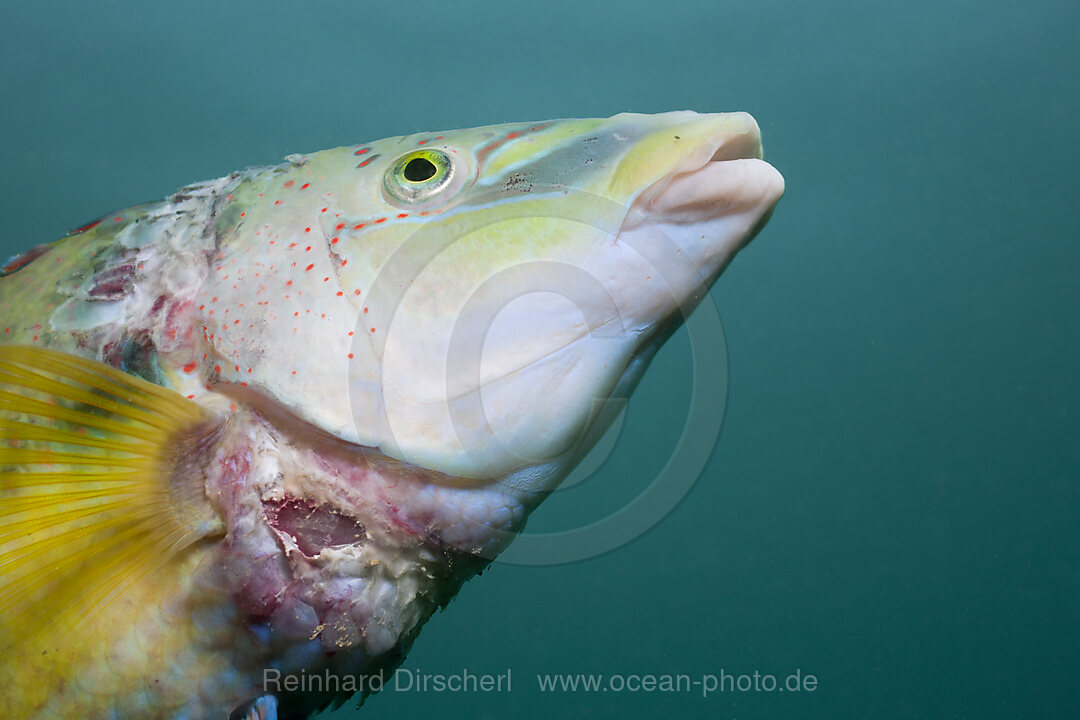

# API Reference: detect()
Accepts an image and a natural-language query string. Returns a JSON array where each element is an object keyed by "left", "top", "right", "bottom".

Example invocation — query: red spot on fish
[
  {"left": 354, "top": 148, "right": 370, "bottom": 155},
  {"left": 1, "top": 244, "right": 51, "bottom": 275},
  {"left": 476, "top": 124, "right": 549, "bottom": 163},
  {"left": 374, "top": 217, "right": 387, "bottom": 224},
  {"left": 113, "top": 216, "right": 123, "bottom": 222},
  {"left": 336, "top": 291, "right": 343, "bottom": 296},
  {"left": 304, "top": 227, "right": 311, "bottom": 233},
  {"left": 300, "top": 183, "right": 310, "bottom": 189},
  {"left": 330, "top": 237, "right": 339, "bottom": 245},
  {"left": 353, "top": 223, "right": 365, "bottom": 230},
  {"left": 68, "top": 218, "right": 102, "bottom": 235},
  {"left": 214, "top": 365, "right": 222, "bottom": 373},
  {"left": 283, "top": 180, "right": 295, "bottom": 188},
  {"left": 183, "top": 361, "right": 198, "bottom": 373},
  {"left": 357, "top": 157, "right": 375, "bottom": 167},
  {"left": 340, "top": 259, "right": 348, "bottom": 267},
  {"left": 305, "top": 264, "right": 315, "bottom": 271},
  {"left": 396, "top": 213, "right": 409, "bottom": 218}
]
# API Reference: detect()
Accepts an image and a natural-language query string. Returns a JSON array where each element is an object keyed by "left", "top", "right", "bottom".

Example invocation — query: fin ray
[
  {"left": 0, "top": 388, "right": 163, "bottom": 442},
  {"left": 0, "top": 357, "right": 190, "bottom": 430}
]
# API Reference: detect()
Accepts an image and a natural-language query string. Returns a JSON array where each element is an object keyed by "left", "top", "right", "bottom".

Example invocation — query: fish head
[{"left": 210, "top": 112, "right": 783, "bottom": 497}]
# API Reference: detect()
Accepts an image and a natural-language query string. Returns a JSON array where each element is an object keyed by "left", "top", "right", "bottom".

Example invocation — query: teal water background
[{"left": 2, "top": 1, "right": 1077, "bottom": 718}]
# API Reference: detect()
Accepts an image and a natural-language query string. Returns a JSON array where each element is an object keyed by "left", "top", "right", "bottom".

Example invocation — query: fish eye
[{"left": 383, "top": 149, "right": 455, "bottom": 206}]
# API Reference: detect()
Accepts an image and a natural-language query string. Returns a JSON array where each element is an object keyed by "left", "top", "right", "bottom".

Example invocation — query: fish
[{"left": 0, "top": 111, "right": 784, "bottom": 719}]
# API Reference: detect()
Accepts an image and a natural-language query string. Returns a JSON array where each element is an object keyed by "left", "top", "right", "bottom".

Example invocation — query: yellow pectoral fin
[{"left": 0, "top": 345, "right": 225, "bottom": 644}]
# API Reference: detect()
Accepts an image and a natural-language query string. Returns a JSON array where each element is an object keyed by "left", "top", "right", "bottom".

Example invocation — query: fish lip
[
  {"left": 626, "top": 111, "right": 786, "bottom": 227},
  {"left": 706, "top": 124, "right": 765, "bottom": 163},
  {"left": 626, "top": 119, "right": 784, "bottom": 225}
]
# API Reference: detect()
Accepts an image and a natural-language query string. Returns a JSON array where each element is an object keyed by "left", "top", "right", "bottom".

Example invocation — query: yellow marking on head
[{"left": 480, "top": 119, "right": 606, "bottom": 180}]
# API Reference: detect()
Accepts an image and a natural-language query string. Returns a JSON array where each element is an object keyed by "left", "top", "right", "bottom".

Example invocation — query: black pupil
[{"left": 403, "top": 157, "right": 438, "bottom": 182}]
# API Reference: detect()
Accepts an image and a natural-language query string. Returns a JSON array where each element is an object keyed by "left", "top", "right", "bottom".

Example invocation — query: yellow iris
[{"left": 383, "top": 149, "right": 454, "bottom": 206}]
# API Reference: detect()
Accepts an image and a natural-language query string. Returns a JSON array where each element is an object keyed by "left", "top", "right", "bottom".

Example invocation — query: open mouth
[{"left": 630, "top": 121, "right": 784, "bottom": 226}]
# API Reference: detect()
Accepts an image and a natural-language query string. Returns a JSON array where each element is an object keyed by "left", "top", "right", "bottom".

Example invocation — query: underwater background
[{"left": 1, "top": 1, "right": 1077, "bottom": 717}]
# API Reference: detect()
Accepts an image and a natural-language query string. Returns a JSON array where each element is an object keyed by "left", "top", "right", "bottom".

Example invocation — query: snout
[{"left": 626, "top": 111, "right": 784, "bottom": 229}]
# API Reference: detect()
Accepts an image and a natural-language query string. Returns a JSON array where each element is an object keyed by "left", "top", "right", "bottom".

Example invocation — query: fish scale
[{"left": 0, "top": 112, "right": 783, "bottom": 718}]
